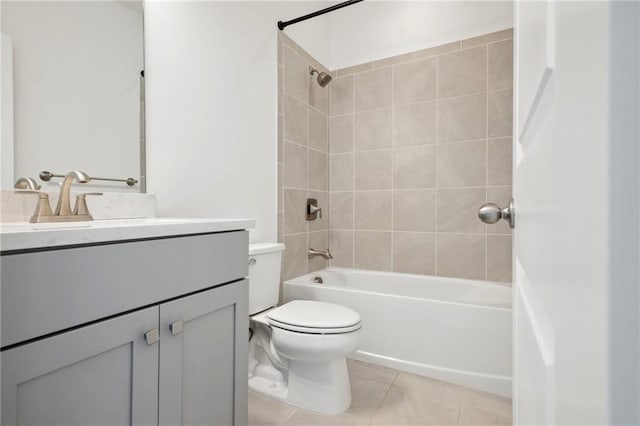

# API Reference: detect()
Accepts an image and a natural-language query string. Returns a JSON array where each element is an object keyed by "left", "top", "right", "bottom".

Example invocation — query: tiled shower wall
[
  {"left": 279, "top": 29, "right": 513, "bottom": 284},
  {"left": 327, "top": 29, "right": 513, "bottom": 283},
  {"left": 278, "top": 33, "right": 331, "bottom": 281}
]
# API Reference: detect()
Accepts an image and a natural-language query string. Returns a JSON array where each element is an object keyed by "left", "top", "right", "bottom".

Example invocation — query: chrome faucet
[
  {"left": 308, "top": 248, "right": 333, "bottom": 260},
  {"left": 55, "top": 170, "right": 91, "bottom": 216}
]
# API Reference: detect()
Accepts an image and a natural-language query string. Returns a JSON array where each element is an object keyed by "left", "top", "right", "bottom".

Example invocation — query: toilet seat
[{"left": 267, "top": 300, "right": 361, "bottom": 335}]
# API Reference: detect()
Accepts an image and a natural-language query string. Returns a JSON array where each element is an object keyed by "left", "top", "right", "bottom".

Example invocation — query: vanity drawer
[{"left": 1, "top": 230, "right": 248, "bottom": 347}]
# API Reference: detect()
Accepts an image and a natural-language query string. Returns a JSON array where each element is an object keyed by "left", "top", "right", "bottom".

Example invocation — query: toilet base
[{"left": 248, "top": 358, "right": 351, "bottom": 415}]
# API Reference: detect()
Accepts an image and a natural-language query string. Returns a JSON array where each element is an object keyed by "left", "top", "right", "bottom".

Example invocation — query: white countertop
[{"left": 0, "top": 218, "right": 255, "bottom": 252}]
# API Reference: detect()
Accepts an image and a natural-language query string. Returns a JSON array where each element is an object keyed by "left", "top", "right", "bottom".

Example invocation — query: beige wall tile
[
  {"left": 487, "top": 235, "right": 512, "bottom": 283},
  {"left": 283, "top": 95, "right": 308, "bottom": 145},
  {"left": 277, "top": 34, "right": 284, "bottom": 66},
  {"left": 277, "top": 161, "right": 283, "bottom": 211},
  {"left": 282, "top": 233, "right": 307, "bottom": 281},
  {"left": 461, "top": 28, "right": 513, "bottom": 48},
  {"left": 355, "top": 151, "right": 392, "bottom": 190},
  {"left": 308, "top": 190, "right": 328, "bottom": 232},
  {"left": 283, "top": 188, "right": 307, "bottom": 234},
  {"left": 308, "top": 230, "right": 329, "bottom": 272},
  {"left": 329, "top": 230, "right": 354, "bottom": 267},
  {"left": 487, "top": 138, "right": 512, "bottom": 185},
  {"left": 355, "top": 191, "right": 392, "bottom": 230},
  {"left": 437, "top": 233, "right": 486, "bottom": 280},
  {"left": 283, "top": 141, "right": 307, "bottom": 189},
  {"left": 437, "top": 188, "right": 486, "bottom": 233},
  {"left": 330, "top": 115, "right": 354, "bottom": 153},
  {"left": 393, "top": 145, "right": 436, "bottom": 189},
  {"left": 354, "top": 231, "right": 392, "bottom": 271},
  {"left": 488, "top": 39, "right": 513, "bottom": 90},
  {"left": 438, "top": 93, "right": 487, "bottom": 143},
  {"left": 331, "top": 76, "right": 354, "bottom": 116},
  {"left": 308, "top": 149, "right": 328, "bottom": 191},
  {"left": 438, "top": 46, "right": 487, "bottom": 98},
  {"left": 373, "top": 52, "right": 414, "bottom": 69},
  {"left": 437, "top": 140, "right": 487, "bottom": 187},
  {"left": 488, "top": 89, "right": 513, "bottom": 138},
  {"left": 277, "top": 114, "right": 283, "bottom": 162},
  {"left": 277, "top": 212, "right": 283, "bottom": 243},
  {"left": 336, "top": 62, "right": 372, "bottom": 78},
  {"left": 355, "top": 68, "right": 392, "bottom": 112},
  {"left": 393, "top": 232, "right": 436, "bottom": 275},
  {"left": 486, "top": 186, "right": 513, "bottom": 235},
  {"left": 308, "top": 108, "right": 328, "bottom": 153},
  {"left": 393, "top": 189, "right": 436, "bottom": 232},
  {"left": 355, "top": 108, "right": 392, "bottom": 150},
  {"left": 309, "top": 77, "right": 329, "bottom": 114},
  {"left": 330, "top": 153, "right": 354, "bottom": 191},
  {"left": 414, "top": 41, "right": 461, "bottom": 59},
  {"left": 278, "top": 65, "right": 283, "bottom": 115},
  {"left": 280, "top": 32, "right": 296, "bottom": 49},
  {"left": 393, "top": 101, "right": 437, "bottom": 147},
  {"left": 329, "top": 192, "right": 353, "bottom": 229},
  {"left": 283, "top": 46, "right": 308, "bottom": 103},
  {"left": 393, "top": 58, "right": 437, "bottom": 106}
]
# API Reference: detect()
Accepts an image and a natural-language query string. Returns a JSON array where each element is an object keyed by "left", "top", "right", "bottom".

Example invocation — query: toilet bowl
[{"left": 247, "top": 243, "right": 362, "bottom": 414}]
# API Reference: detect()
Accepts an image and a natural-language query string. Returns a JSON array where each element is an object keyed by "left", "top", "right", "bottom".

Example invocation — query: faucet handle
[
  {"left": 15, "top": 190, "right": 54, "bottom": 222},
  {"left": 73, "top": 192, "right": 103, "bottom": 217}
]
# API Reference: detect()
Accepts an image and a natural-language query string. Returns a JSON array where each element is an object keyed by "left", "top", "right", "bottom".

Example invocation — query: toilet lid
[{"left": 267, "top": 300, "right": 361, "bottom": 334}]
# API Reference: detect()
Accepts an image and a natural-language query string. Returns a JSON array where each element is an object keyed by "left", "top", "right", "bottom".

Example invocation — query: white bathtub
[{"left": 284, "top": 267, "right": 512, "bottom": 397}]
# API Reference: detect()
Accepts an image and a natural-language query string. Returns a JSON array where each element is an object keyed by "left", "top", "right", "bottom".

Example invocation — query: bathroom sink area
[{"left": 0, "top": 217, "right": 255, "bottom": 252}]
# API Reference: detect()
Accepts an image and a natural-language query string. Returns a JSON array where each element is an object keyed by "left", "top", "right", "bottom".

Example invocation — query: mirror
[{"left": 1, "top": 0, "right": 144, "bottom": 192}]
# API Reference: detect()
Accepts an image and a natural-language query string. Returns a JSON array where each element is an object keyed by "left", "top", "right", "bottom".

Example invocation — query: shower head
[{"left": 309, "top": 66, "right": 332, "bottom": 87}]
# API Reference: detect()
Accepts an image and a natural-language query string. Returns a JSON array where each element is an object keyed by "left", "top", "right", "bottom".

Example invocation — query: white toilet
[{"left": 247, "top": 242, "right": 362, "bottom": 414}]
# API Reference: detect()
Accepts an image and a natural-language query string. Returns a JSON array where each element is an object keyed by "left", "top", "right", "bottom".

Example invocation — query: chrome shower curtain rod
[{"left": 277, "top": 0, "right": 364, "bottom": 31}]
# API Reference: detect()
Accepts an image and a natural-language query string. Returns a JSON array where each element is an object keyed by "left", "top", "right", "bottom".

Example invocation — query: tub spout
[{"left": 308, "top": 248, "right": 333, "bottom": 260}]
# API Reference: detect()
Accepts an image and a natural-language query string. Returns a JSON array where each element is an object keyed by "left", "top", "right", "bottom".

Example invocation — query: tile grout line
[
  {"left": 485, "top": 39, "right": 490, "bottom": 282},
  {"left": 351, "top": 74, "right": 356, "bottom": 268},
  {"left": 434, "top": 54, "right": 439, "bottom": 276},
  {"left": 390, "top": 63, "right": 395, "bottom": 273}
]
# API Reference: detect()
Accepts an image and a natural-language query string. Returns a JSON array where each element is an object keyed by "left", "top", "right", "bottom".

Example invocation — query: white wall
[
  {"left": 1, "top": 1, "right": 142, "bottom": 191},
  {"left": 145, "top": 1, "right": 329, "bottom": 243},
  {"left": 326, "top": 1, "right": 513, "bottom": 69}
]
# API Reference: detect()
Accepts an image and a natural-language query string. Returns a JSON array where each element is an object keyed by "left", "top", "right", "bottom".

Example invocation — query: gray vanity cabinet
[
  {"left": 1, "top": 230, "right": 250, "bottom": 426},
  {"left": 1, "top": 306, "right": 160, "bottom": 426},
  {"left": 159, "top": 281, "right": 248, "bottom": 426}
]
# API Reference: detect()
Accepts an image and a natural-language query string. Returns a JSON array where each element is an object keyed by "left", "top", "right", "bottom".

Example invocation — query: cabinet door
[
  {"left": 159, "top": 281, "right": 248, "bottom": 426},
  {"left": 2, "top": 306, "right": 159, "bottom": 426}
]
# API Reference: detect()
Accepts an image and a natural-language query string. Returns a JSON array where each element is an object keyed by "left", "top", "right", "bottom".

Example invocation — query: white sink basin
[{"left": 0, "top": 217, "right": 255, "bottom": 252}]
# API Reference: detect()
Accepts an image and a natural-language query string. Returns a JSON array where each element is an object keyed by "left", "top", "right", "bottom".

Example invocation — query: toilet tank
[{"left": 248, "top": 242, "right": 285, "bottom": 315}]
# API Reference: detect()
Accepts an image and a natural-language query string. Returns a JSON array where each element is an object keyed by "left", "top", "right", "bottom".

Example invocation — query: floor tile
[
  {"left": 461, "top": 388, "right": 512, "bottom": 418},
  {"left": 458, "top": 406, "right": 512, "bottom": 426},
  {"left": 393, "top": 372, "right": 464, "bottom": 409},
  {"left": 347, "top": 375, "right": 391, "bottom": 421},
  {"left": 248, "top": 391, "right": 296, "bottom": 426},
  {"left": 347, "top": 359, "right": 398, "bottom": 384},
  {"left": 283, "top": 409, "right": 366, "bottom": 425},
  {"left": 370, "top": 385, "right": 460, "bottom": 425}
]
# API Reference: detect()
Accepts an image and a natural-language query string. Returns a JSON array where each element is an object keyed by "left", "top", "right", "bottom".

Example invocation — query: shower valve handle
[{"left": 478, "top": 198, "right": 515, "bottom": 229}]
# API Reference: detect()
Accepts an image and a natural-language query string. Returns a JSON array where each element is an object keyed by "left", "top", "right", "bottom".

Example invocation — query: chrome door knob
[{"left": 478, "top": 198, "right": 515, "bottom": 229}]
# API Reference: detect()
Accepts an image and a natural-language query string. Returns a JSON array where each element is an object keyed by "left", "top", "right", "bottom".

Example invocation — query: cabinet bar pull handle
[
  {"left": 170, "top": 321, "right": 184, "bottom": 336},
  {"left": 144, "top": 328, "right": 160, "bottom": 345}
]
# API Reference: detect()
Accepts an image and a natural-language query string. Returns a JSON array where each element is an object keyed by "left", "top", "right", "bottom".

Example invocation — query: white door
[{"left": 511, "top": 1, "right": 639, "bottom": 425}]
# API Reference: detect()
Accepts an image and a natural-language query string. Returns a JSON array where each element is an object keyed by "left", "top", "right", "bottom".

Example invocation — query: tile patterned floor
[{"left": 249, "top": 360, "right": 512, "bottom": 426}]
